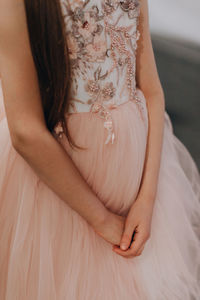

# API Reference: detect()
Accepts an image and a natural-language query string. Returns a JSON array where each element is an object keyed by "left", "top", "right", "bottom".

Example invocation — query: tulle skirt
[{"left": 0, "top": 85, "right": 200, "bottom": 299}]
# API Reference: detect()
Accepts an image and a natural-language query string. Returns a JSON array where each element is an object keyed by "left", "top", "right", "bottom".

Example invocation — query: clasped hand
[{"left": 94, "top": 198, "right": 154, "bottom": 258}]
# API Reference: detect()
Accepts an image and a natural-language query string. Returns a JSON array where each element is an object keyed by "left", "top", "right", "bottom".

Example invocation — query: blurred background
[{"left": 148, "top": 0, "right": 200, "bottom": 169}]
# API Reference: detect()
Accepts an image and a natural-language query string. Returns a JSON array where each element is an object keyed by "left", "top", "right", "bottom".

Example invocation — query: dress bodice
[{"left": 55, "top": 0, "right": 143, "bottom": 144}]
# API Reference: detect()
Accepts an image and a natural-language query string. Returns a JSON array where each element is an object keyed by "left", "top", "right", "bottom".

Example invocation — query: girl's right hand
[{"left": 93, "top": 211, "right": 126, "bottom": 246}]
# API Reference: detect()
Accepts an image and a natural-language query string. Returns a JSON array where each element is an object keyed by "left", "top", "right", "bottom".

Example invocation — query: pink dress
[{"left": 0, "top": 0, "right": 200, "bottom": 299}]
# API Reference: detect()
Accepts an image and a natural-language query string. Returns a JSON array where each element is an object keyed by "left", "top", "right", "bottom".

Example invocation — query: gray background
[
  {"left": 152, "top": 35, "right": 200, "bottom": 169},
  {"left": 148, "top": 1, "right": 200, "bottom": 170}
]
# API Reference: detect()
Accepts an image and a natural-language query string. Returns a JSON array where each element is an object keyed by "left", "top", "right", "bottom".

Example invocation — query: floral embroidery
[
  {"left": 103, "top": 0, "right": 140, "bottom": 19},
  {"left": 67, "top": 34, "right": 79, "bottom": 59},
  {"left": 103, "top": 0, "right": 119, "bottom": 15},
  {"left": 85, "top": 35, "right": 107, "bottom": 62},
  {"left": 55, "top": 0, "right": 143, "bottom": 144},
  {"left": 85, "top": 79, "right": 101, "bottom": 97},
  {"left": 76, "top": 11, "right": 98, "bottom": 39},
  {"left": 61, "top": 3, "right": 106, "bottom": 82},
  {"left": 102, "top": 82, "right": 116, "bottom": 100},
  {"left": 119, "top": 0, "right": 140, "bottom": 19},
  {"left": 84, "top": 66, "right": 115, "bottom": 104}
]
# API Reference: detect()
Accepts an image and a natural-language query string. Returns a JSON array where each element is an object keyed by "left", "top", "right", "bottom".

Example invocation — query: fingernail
[{"left": 120, "top": 244, "right": 127, "bottom": 250}]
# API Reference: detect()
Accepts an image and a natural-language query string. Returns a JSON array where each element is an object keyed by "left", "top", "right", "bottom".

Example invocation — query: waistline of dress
[
  {"left": 65, "top": 97, "right": 133, "bottom": 116},
  {"left": 53, "top": 88, "right": 146, "bottom": 145}
]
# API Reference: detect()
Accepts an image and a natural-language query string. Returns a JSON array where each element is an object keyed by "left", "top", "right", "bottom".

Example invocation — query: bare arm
[
  {"left": 0, "top": 0, "right": 108, "bottom": 231},
  {"left": 136, "top": 0, "right": 165, "bottom": 202},
  {"left": 136, "top": 0, "right": 165, "bottom": 204},
  {"left": 114, "top": 0, "right": 165, "bottom": 256}
]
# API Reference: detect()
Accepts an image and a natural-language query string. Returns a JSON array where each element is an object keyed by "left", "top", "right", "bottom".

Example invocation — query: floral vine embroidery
[
  {"left": 54, "top": 0, "right": 143, "bottom": 144},
  {"left": 103, "top": 0, "right": 140, "bottom": 19}
]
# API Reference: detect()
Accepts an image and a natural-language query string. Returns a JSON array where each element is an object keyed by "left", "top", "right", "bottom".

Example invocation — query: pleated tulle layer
[{"left": 0, "top": 86, "right": 200, "bottom": 300}]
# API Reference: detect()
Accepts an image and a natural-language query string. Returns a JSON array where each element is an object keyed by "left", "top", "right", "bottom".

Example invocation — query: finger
[
  {"left": 113, "top": 242, "right": 144, "bottom": 258},
  {"left": 135, "top": 244, "right": 145, "bottom": 256},
  {"left": 113, "top": 246, "right": 135, "bottom": 258},
  {"left": 114, "top": 231, "right": 145, "bottom": 258},
  {"left": 128, "top": 232, "right": 146, "bottom": 256},
  {"left": 120, "top": 222, "right": 137, "bottom": 251}
]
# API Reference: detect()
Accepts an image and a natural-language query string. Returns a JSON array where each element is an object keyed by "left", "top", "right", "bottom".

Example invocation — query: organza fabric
[
  {"left": 0, "top": 0, "right": 200, "bottom": 298},
  {"left": 0, "top": 84, "right": 200, "bottom": 299}
]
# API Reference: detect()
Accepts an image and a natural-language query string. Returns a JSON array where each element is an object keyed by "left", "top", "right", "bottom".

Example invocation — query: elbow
[
  {"left": 10, "top": 124, "right": 46, "bottom": 154},
  {"left": 154, "top": 88, "right": 165, "bottom": 109},
  {"left": 140, "top": 80, "right": 165, "bottom": 107},
  {"left": 146, "top": 88, "right": 165, "bottom": 110},
  {"left": 11, "top": 128, "right": 34, "bottom": 154}
]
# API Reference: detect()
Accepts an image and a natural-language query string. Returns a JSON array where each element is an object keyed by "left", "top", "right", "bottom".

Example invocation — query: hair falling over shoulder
[{"left": 24, "top": 0, "right": 83, "bottom": 150}]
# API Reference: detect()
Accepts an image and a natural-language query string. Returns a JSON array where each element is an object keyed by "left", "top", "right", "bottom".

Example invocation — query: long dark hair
[{"left": 24, "top": 0, "right": 83, "bottom": 150}]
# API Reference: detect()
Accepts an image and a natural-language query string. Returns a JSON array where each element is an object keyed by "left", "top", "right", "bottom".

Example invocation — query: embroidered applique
[{"left": 54, "top": 0, "right": 143, "bottom": 144}]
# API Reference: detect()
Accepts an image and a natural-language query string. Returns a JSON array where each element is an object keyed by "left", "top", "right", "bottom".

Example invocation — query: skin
[
  {"left": 0, "top": 0, "right": 165, "bottom": 259},
  {"left": 113, "top": 0, "right": 165, "bottom": 258},
  {"left": 0, "top": 0, "right": 124, "bottom": 247}
]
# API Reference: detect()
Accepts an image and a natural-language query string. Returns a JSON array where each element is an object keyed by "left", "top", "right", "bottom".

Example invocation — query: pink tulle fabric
[{"left": 0, "top": 84, "right": 200, "bottom": 299}]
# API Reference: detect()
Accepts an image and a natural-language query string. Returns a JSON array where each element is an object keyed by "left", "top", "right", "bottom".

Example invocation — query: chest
[{"left": 60, "top": 0, "right": 140, "bottom": 32}]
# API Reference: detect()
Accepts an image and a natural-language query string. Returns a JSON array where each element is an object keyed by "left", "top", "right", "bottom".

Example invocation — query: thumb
[{"left": 120, "top": 222, "right": 134, "bottom": 250}]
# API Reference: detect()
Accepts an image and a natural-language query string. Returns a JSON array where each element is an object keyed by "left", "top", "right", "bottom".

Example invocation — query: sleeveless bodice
[{"left": 54, "top": 0, "right": 143, "bottom": 144}]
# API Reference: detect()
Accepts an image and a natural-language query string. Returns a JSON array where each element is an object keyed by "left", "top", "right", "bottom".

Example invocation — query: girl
[{"left": 0, "top": 0, "right": 200, "bottom": 299}]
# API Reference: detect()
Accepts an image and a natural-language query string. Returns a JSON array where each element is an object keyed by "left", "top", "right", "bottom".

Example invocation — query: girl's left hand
[{"left": 112, "top": 196, "right": 154, "bottom": 258}]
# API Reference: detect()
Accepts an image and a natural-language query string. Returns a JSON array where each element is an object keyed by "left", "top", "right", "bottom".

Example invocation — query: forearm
[
  {"left": 12, "top": 127, "right": 108, "bottom": 230},
  {"left": 0, "top": 2, "right": 109, "bottom": 233},
  {"left": 137, "top": 91, "right": 165, "bottom": 204}
]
